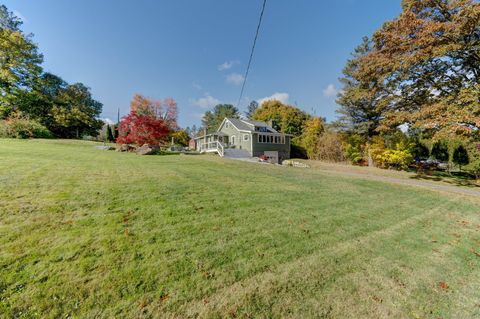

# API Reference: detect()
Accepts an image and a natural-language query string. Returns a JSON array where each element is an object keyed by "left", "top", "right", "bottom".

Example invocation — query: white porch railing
[{"left": 200, "top": 141, "right": 224, "bottom": 157}]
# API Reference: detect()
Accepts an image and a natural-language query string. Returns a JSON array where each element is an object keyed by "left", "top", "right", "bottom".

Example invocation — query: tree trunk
[{"left": 366, "top": 138, "right": 374, "bottom": 167}]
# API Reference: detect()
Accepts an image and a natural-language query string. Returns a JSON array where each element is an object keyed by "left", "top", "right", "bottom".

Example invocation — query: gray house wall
[
  {"left": 218, "top": 122, "right": 253, "bottom": 155},
  {"left": 251, "top": 133, "right": 291, "bottom": 162},
  {"left": 215, "top": 118, "right": 291, "bottom": 161}
]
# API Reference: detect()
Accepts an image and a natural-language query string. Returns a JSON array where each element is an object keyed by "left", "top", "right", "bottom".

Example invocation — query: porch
[{"left": 194, "top": 132, "right": 229, "bottom": 157}]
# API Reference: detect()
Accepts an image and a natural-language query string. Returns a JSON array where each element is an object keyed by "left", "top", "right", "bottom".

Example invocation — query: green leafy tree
[
  {"left": 0, "top": 6, "right": 43, "bottom": 116},
  {"left": 465, "top": 144, "right": 480, "bottom": 180},
  {"left": 431, "top": 141, "right": 449, "bottom": 162},
  {"left": 202, "top": 104, "right": 239, "bottom": 133},
  {"left": 344, "top": 134, "right": 365, "bottom": 165},
  {"left": 0, "top": 5, "right": 21, "bottom": 31},
  {"left": 252, "top": 100, "right": 309, "bottom": 136},
  {"left": 12, "top": 73, "right": 66, "bottom": 127},
  {"left": 452, "top": 145, "right": 469, "bottom": 171},
  {"left": 50, "top": 83, "right": 103, "bottom": 138}
]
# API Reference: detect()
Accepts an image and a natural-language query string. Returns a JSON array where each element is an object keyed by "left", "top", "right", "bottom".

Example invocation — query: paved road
[{"left": 319, "top": 169, "right": 480, "bottom": 198}]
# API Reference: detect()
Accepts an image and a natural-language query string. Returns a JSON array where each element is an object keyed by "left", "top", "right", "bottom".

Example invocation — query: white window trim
[{"left": 243, "top": 134, "right": 249, "bottom": 141}]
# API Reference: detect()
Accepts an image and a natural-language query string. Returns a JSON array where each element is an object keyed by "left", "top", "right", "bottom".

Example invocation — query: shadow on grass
[{"left": 410, "top": 171, "right": 480, "bottom": 188}]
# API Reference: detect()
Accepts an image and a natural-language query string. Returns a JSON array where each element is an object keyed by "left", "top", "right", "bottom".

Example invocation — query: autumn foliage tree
[
  {"left": 117, "top": 94, "right": 176, "bottom": 145},
  {"left": 117, "top": 112, "right": 170, "bottom": 145},
  {"left": 299, "top": 117, "right": 325, "bottom": 159},
  {"left": 354, "top": 0, "right": 480, "bottom": 139},
  {"left": 129, "top": 94, "right": 178, "bottom": 130}
]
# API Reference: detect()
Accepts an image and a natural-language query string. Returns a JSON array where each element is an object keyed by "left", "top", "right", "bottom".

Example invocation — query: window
[
  {"left": 225, "top": 121, "right": 230, "bottom": 128},
  {"left": 258, "top": 134, "right": 286, "bottom": 144},
  {"left": 231, "top": 135, "right": 235, "bottom": 145},
  {"left": 243, "top": 134, "right": 249, "bottom": 141}
]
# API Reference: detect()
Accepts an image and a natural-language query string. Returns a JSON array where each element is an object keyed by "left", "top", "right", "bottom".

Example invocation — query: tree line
[{"left": 0, "top": 5, "right": 103, "bottom": 138}]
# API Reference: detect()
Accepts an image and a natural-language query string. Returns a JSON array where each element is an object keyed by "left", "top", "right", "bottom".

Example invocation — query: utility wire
[{"left": 236, "top": 0, "right": 267, "bottom": 109}]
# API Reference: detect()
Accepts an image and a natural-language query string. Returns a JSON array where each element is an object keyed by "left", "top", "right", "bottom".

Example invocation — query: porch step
[{"left": 223, "top": 149, "right": 251, "bottom": 159}]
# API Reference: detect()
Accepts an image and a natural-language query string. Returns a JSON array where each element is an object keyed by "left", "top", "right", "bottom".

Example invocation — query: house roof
[
  {"left": 224, "top": 118, "right": 278, "bottom": 133},
  {"left": 193, "top": 131, "right": 227, "bottom": 140}
]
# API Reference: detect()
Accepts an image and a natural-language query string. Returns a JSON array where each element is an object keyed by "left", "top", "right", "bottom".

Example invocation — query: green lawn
[{"left": 1, "top": 139, "right": 480, "bottom": 318}]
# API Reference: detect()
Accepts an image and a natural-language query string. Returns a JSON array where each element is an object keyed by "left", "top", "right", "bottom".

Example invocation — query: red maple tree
[{"left": 116, "top": 111, "right": 170, "bottom": 145}]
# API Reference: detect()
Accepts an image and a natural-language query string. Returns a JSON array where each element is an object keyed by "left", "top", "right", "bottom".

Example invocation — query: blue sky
[{"left": 4, "top": 0, "right": 401, "bottom": 128}]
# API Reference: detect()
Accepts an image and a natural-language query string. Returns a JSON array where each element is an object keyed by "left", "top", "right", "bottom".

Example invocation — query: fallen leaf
[{"left": 439, "top": 282, "right": 449, "bottom": 290}]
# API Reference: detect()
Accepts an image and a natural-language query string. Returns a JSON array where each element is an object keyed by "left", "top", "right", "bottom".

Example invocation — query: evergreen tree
[
  {"left": 245, "top": 100, "right": 258, "bottom": 119},
  {"left": 336, "top": 37, "right": 385, "bottom": 139},
  {"left": 431, "top": 142, "right": 449, "bottom": 162},
  {"left": 106, "top": 124, "right": 115, "bottom": 142},
  {"left": 202, "top": 104, "right": 239, "bottom": 133},
  {"left": 113, "top": 124, "right": 119, "bottom": 139}
]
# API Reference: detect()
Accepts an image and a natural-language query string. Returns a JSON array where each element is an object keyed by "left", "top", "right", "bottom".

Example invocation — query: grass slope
[{"left": 1, "top": 139, "right": 479, "bottom": 318}]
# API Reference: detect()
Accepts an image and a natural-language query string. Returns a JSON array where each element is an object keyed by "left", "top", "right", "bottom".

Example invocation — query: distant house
[{"left": 193, "top": 118, "right": 291, "bottom": 163}]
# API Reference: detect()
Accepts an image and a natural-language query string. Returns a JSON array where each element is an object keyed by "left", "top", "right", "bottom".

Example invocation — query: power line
[{"left": 236, "top": 0, "right": 267, "bottom": 109}]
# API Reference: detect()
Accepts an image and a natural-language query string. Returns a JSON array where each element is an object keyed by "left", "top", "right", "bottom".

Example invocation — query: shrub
[
  {"left": 299, "top": 117, "right": 325, "bottom": 159},
  {"left": 315, "top": 132, "right": 345, "bottom": 162},
  {"left": 412, "top": 142, "right": 430, "bottom": 160},
  {"left": 0, "top": 117, "right": 52, "bottom": 139},
  {"left": 344, "top": 134, "right": 365, "bottom": 164},
  {"left": 368, "top": 136, "right": 387, "bottom": 166},
  {"left": 378, "top": 149, "right": 414, "bottom": 170},
  {"left": 369, "top": 136, "right": 413, "bottom": 169},
  {"left": 452, "top": 145, "right": 469, "bottom": 170},
  {"left": 290, "top": 138, "right": 307, "bottom": 159}
]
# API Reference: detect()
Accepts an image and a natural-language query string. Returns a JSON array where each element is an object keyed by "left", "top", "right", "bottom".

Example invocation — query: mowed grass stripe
[{"left": 0, "top": 139, "right": 479, "bottom": 318}]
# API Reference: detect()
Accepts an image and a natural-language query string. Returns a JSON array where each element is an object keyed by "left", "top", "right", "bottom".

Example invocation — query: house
[{"left": 194, "top": 118, "right": 291, "bottom": 163}]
